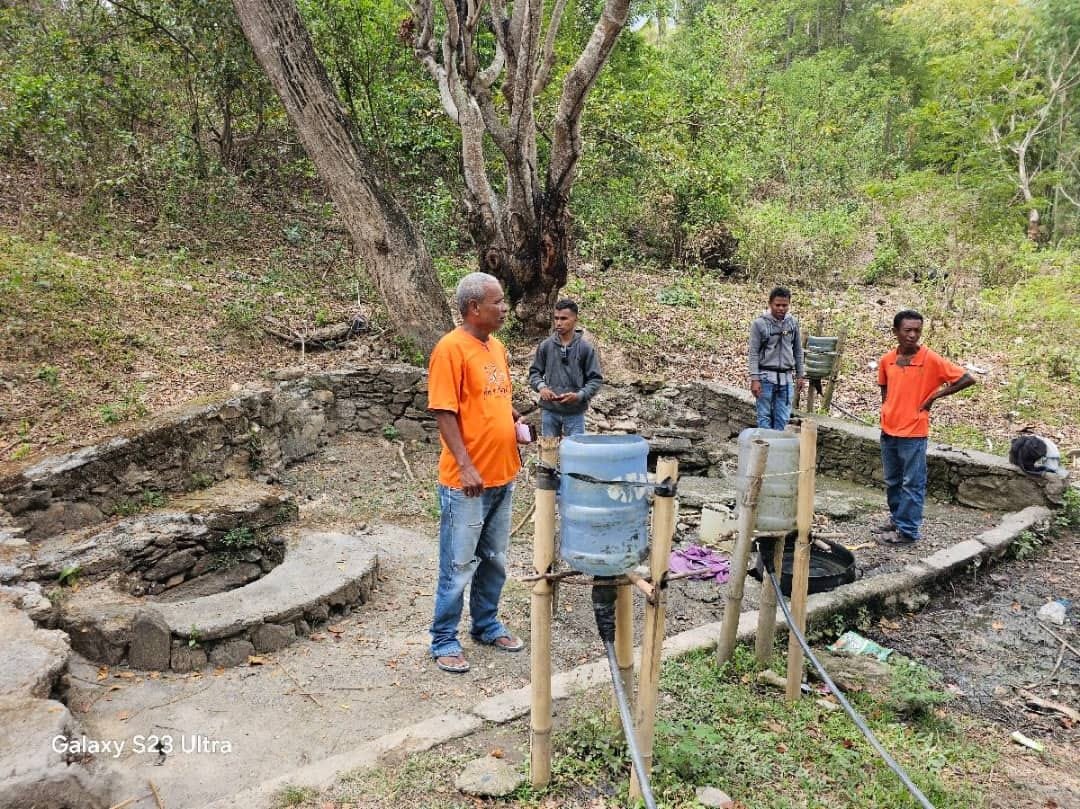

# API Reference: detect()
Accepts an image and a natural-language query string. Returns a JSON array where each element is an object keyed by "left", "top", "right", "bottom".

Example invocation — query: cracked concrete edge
[
  {"left": 203, "top": 505, "right": 1052, "bottom": 808},
  {"left": 200, "top": 712, "right": 482, "bottom": 809}
]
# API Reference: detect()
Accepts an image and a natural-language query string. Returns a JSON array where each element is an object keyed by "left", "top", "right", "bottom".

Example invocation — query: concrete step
[
  {"left": 0, "top": 696, "right": 115, "bottom": 809},
  {"left": 0, "top": 600, "right": 69, "bottom": 700}
]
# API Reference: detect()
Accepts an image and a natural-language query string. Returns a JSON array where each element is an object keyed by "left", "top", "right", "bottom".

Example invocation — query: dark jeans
[{"left": 880, "top": 433, "right": 927, "bottom": 540}]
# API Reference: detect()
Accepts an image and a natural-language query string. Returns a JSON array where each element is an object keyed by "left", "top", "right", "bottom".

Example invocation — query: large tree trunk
[
  {"left": 479, "top": 199, "right": 571, "bottom": 336},
  {"left": 411, "top": 0, "right": 629, "bottom": 338},
  {"left": 233, "top": 0, "right": 452, "bottom": 357}
]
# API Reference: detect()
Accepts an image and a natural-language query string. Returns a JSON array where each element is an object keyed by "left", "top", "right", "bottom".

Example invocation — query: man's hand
[
  {"left": 459, "top": 463, "right": 484, "bottom": 497},
  {"left": 558, "top": 392, "right": 580, "bottom": 405},
  {"left": 918, "top": 394, "right": 937, "bottom": 412},
  {"left": 750, "top": 380, "right": 762, "bottom": 399},
  {"left": 796, "top": 377, "right": 807, "bottom": 393},
  {"left": 539, "top": 387, "right": 558, "bottom": 402}
]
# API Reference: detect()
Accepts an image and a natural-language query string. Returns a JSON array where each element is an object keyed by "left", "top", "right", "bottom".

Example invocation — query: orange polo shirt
[
  {"left": 427, "top": 327, "right": 520, "bottom": 488},
  {"left": 877, "top": 345, "right": 966, "bottom": 438}
]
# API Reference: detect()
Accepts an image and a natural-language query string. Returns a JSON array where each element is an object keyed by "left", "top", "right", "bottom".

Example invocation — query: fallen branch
[
  {"left": 1018, "top": 688, "right": 1080, "bottom": 722},
  {"left": 510, "top": 502, "right": 536, "bottom": 537},
  {"left": 394, "top": 440, "right": 416, "bottom": 483},
  {"left": 1038, "top": 623, "right": 1080, "bottom": 659},
  {"left": 278, "top": 662, "right": 322, "bottom": 707},
  {"left": 149, "top": 780, "right": 165, "bottom": 809},
  {"left": 127, "top": 681, "right": 214, "bottom": 719},
  {"left": 263, "top": 317, "right": 366, "bottom": 351}
]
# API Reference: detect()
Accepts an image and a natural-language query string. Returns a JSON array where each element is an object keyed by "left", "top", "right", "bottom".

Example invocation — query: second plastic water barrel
[
  {"left": 735, "top": 428, "right": 800, "bottom": 532},
  {"left": 559, "top": 434, "right": 650, "bottom": 576}
]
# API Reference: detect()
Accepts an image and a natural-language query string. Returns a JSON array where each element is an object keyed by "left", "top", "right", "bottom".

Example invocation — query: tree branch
[
  {"left": 533, "top": 0, "right": 569, "bottom": 95},
  {"left": 548, "top": 0, "right": 631, "bottom": 199}
]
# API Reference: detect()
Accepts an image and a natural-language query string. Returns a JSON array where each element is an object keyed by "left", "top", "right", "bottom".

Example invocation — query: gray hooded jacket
[
  {"left": 748, "top": 313, "right": 805, "bottom": 383},
  {"left": 528, "top": 330, "right": 604, "bottom": 415}
]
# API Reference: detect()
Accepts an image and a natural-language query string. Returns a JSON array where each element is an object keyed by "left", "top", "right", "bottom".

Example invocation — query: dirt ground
[
  {"left": 874, "top": 529, "right": 1080, "bottom": 809},
  {"left": 59, "top": 432, "right": 1076, "bottom": 809}
]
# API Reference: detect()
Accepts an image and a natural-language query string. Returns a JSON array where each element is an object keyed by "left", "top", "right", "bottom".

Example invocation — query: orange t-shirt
[
  {"left": 427, "top": 327, "right": 520, "bottom": 488},
  {"left": 877, "top": 345, "right": 965, "bottom": 438}
]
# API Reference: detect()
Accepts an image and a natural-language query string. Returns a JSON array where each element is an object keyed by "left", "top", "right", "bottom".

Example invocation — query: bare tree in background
[
  {"left": 409, "top": 0, "right": 631, "bottom": 333},
  {"left": 233, "top": 0, "right": 452, "bottom": 356},
  {"left": 990, "top": 38, "right": 1080, "bottom": 243}
]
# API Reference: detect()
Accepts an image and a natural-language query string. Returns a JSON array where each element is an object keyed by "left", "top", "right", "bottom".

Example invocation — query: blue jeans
[
  {"left": 541, "top": 409, "right": 586, "bottom": 437},
  {"left": 755, "top": 379, "right": 793, "bottom": 430},
  {"left": 430, "top": 483, "right": 515, "bottom": 658},
  {"left": 880, "top": 434, "right": 927, "bottom": 540}
]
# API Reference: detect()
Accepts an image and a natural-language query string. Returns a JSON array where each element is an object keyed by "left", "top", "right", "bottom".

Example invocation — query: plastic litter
[
  {"left": 1037, "top": 600, "right": 1069, "bottom": 626},
  {"left": 668, "top": 545, "right": 731, "bottom": 584},
  {"left": 1010, "top": 731, "right": 1046, "bottom": 752},
  {"left": 828, "top": 630, "right": 894, "bottom": 662}
]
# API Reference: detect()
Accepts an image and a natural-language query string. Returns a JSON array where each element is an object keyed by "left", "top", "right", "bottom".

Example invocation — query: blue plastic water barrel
[
  {"left": 735, "top": 428, "right": 800, "bottom": 532},
  {"left": 558, "top": 435, "right": 650, "bottom": 576}
]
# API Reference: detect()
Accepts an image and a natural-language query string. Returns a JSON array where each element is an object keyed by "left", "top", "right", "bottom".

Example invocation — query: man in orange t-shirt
[
  {"left": 874, "top": 310, "right": 975, "bottom": 545},
  {"left": 427, "top": 272, "right": 530, "bottom": 674}
]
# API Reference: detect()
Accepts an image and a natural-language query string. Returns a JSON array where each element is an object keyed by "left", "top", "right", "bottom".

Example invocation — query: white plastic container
[{"left": 735, "top": 428, "right": 799, "bottom": 533}]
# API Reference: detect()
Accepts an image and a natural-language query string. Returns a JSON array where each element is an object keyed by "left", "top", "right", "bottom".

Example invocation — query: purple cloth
[{"left": 669, "top": 544, "right": 731, "bottom": 584}]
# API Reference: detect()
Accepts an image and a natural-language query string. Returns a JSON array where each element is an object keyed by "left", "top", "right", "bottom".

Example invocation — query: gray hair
[{"left": 455, "top": 272, "right": 500, "bottom": 317}]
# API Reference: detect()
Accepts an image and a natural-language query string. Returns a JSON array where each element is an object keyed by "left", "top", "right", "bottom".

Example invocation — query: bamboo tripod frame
[
  {"left": 528, "top": 449, "right": 679, "bottom": 794},
  {"left": 717, "top": 421, "right": 817, "bottom": 701}
]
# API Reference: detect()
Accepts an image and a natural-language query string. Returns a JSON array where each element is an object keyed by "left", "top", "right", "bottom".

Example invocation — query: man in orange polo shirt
[
  {"left": 428, "top": 272, "right": 530, "bottom": 673},
  {"left": 874, "top": 310, "right": 975, "bottom": 545}
]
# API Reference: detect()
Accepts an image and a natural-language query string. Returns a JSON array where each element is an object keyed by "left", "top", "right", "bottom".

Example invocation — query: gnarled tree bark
[
  {"left": 232, "top": 0, "right": 452, "bottom": 356},
  {"left": 411, "top": 0, "right": 631, "bottom": 334}
]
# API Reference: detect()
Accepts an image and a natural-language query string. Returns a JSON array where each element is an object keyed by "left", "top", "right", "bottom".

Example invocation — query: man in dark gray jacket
[
  {"left": 528, "top": 299, "right": 604, "bottom": 437},
  {"left": 748, "top": 286, "right": 806, "bottom": 430}
]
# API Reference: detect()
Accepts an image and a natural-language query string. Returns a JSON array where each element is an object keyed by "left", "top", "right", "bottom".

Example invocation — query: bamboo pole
[
  {"left": 755, "top": 532, "right": 786, "bottom": 665},
  {"left": 786, "top": 420, "right": 818, "bottom": 701},
  {"left": 717, "top": 439, "right": 769, "bottom": 665},
  {"left": 612, "top": 584, "right": 634, "bottom": 734},
  {"left": 794, "top": 327, "right": 810, "bottom": 410},
  {"left": 529, "top": 438, "right": 559, "bottom": 787},
  {"left": 538, "top": 438, "right": 561, "bottom": 617},
  {"left": 629, "top": 457, "right": 678, "bottom": 801}
]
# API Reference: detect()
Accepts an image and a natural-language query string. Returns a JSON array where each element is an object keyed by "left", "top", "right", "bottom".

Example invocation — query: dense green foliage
[{"left": 3, "top": 0, "right": 1077, "bottom": 271}]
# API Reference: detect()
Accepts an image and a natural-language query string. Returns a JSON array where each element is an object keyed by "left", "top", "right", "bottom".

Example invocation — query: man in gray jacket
[
  {"left": 529, "top": 299, "right": 604, "bottom": 437},
  {"left": 748, "top": 286, "right": 806, "bottom": 430}
]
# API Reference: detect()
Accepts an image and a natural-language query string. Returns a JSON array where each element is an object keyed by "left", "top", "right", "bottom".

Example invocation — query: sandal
[
  {"left": 435, "top": 654, "right": 470, "bottom": 673},
  {"left": 874, "top": 530, "right": 917, "bottom": 546},
  {"left": 473, "top": 634, "right": 525, "bottom": 652}
]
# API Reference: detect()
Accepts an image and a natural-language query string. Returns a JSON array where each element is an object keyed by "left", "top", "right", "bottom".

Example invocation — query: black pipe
[
  {"left": 592, "top": 581, "right": 658, "bottom": 809},
  {"left": 757, "top": 541, "right": 937, "bottom": 809}
]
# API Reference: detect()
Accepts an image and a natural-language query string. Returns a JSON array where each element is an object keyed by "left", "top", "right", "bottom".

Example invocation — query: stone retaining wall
[{"left": 0, "top": 365, "right": 1062, "bottom": 541}]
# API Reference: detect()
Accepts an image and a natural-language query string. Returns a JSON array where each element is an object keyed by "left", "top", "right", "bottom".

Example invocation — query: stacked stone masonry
[{"left": 0, "top": 365, "right": 1062, "bottom": 548}]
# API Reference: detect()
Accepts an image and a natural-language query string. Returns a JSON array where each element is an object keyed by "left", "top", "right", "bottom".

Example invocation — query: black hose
[
  {"left": 761, "top": 563, "right": 937, "bottom": 809},
  {"left": 593, "top": 583, "right": 658, "bottom": 809}
]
